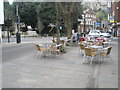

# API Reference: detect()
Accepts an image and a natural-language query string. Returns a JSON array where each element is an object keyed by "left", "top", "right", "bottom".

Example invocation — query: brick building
[{"left": 110, "top": 1, "right": 120, "bottom": 36}]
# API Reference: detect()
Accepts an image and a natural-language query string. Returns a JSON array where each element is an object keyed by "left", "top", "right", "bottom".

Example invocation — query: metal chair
[
  {"left": 34, "top": 44, "right": 48, "bottom": 59},
  {"left": 82, "top": 47, "right": 98, "bottom": 65},
  {"left": 49, "top": 45, "right": 61, "bottom": 58},
  {"left": 79, "top": 43, "right": 85, "bottom": 56},
  {"left": 100, "top": 46, "right": 112, "bottom": 62}
]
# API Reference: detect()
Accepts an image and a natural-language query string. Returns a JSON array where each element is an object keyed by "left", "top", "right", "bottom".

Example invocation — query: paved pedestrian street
[
  {"left": 2, "top": 41, "right": 118, "bottom": 88},
  {"left": 1, "top": 0, "right": 120, "bottom": 89}
]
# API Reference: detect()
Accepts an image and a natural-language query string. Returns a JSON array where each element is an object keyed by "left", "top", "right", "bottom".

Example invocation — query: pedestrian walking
[
  {"left": 71, "top": 33, "right": 77, "bottom": 46},
  {"left": 76, "top": 32, "right": 80, "bottom": 42}
]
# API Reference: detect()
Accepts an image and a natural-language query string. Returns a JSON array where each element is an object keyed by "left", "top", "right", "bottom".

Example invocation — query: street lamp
[
  {"left": 8, "top": 0, "right": 21, "bottom": 43},
  {"left": 82, "top": 12, "right": 86, "bottom": 37},
  {"left": 16, "top": 5, "right": 21, "bottom": 43},
  {"left": 0, "top": 0, "right": 4, "bottom": 43}
]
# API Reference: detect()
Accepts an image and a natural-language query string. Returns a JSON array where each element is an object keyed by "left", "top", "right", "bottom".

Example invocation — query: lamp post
[
  {"left": 16, "top": 5, "right": 21, "bottom": 43},
  {"left": 0, "top": 0, "right": 4, "bottom": 43},
  {"left": 82, "top": 13, "right": 86, "bottom": 37}
]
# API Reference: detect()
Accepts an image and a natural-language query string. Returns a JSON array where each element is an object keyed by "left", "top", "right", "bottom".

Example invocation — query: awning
[{"left": 111, "top": 22, "right": 120, "bottom": 28}]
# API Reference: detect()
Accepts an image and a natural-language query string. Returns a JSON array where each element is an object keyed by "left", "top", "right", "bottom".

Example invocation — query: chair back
[
  {"left": 95, "top": 42, "right": 100, "bottom": 46},
  {"left": 90, "top": 48, "right": 98, "bottom": 52},
  {"left": 107, "top": 46, "right": 112, "bottom": 55},
  {"left": 79, "top": 44, "right": 85, "bottom": 50},
  {"left": 60, "top": 40, "right": 65, "bottom": 44},
  {"left": 87, "top": 40, "right": 94, "bottom": 43},
  {"left": 35, "top": 44, "right": 41, "bottom": 51},
  {"left": 85, "top": 48, "right": 92, "bottom": 56},
  {"left": 85, "top": 48, "right": 96, "bottom": 56}
]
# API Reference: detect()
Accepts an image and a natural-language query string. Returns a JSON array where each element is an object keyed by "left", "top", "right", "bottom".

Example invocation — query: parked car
[
  {"left": 88, "top": 30, "right": 111, "bottom": 38},
  {"left": 117, "top": 27, "right": 120, "bottom": 37}
]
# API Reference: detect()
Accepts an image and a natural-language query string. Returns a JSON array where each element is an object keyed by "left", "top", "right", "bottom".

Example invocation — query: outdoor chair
[
  {"left": 100, "top": 46, "right": 112, "bottom": 62},
  {"left": 52, "top": 39, "right": 57, "bottom": 43},
  {"left": 79, "top": 41, "right": 83, "bottom": 44},
  {"left": 66, "top": 39, "right": 71, "bottom": 46},
  {"left": 87, "top": 40, "right": 94, "bottom": 43},
  {"left": 89, "top": 42, "right": 101, "bottom": 46},
  {"left": 82, "top": 47, "right": 98, "bottom": 65},
  {"left": 60, "top": 40, "right": 66, "bottom": 46},
  {"left": 49, "top": 45, "right": 61, "bottom": 58},
  {"left": 79, "top": 43, "right": 85, "bottom": 56},
  {"left": 34, "top": 44, "right": 48, "bottom": 59}
]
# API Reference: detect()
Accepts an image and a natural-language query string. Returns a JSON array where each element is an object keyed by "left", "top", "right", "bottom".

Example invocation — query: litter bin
[{"left": 16, "top": 32, "right": 21, "bottom": 43}]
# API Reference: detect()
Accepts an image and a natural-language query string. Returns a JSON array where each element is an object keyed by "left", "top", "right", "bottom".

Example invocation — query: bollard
[{"left": 16, "top": 32, "right": 21, "bottom": 43}]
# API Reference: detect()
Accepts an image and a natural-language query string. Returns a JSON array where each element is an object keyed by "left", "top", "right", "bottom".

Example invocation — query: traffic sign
[
  {"left": 96, "top": 22, "right": 101, "bottom": 27},
  {"left": 59, "top": 25, "right": 62, "bottom": 30}
]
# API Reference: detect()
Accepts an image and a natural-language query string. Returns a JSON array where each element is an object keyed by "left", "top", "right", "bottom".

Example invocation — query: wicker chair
[
  {"left": 79, "top": 43, "right": 85, "bottom": 55},
  {"left": 34, "top": 44, "right": 48, "bottom": 58},
  {"left": 90, "top": 42, "right": 99, "bottom": 46},
  {"left": 87, "top": 40, "right": 94, "bottom": 43},
  {"left": 100, "top": 46, "right": 112, "bottom": 62},
  {"left": 82, "top": 47, "right": 98, "bottom": 65},
  {"left": 49, "top": 45, "right": 60, "bottom": 58}
]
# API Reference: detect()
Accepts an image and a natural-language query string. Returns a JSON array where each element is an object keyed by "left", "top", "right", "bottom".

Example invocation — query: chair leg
[
  {"left": 82, "top": 55, "right": 86, "bottom": 64},
  {"left": 48, "top": 50, "right": 51, "bottom": 57},
  {"left": 78, "top": 48, "right": 81, "bottom": 56},
  {"left": 39, "top": 51, "right": 43, "bottom": 59},
  {"left": 109, "top": 55, "right": 112, "bottom": 61},
  {"left": 80, "top": 48, "right": 81, "bottom": 53},
  {"left": 90, "top": 57, "right": 94, "bottom": 65},
  {"left": 50, "top": 51, "right": 54, "bottom": 58},
  {"left": 36, "top": 51, "right": 39, "bottom": 57},
  {"left": 100, "top": 57, "right": 103, "bottom": 63},
  {"left": 34, "top": 50, "right": 38, "bottom": 57}
]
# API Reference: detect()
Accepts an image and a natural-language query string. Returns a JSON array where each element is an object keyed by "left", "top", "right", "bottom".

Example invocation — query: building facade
[
  {"left": 111, "top": 1, "right": 120, "bottom": 23},
  {"left": 110, "top": 1, "right": 120, "bottom": 36},
  {"left": 78, "top": 8, "right": 96, "bottom": 34}
]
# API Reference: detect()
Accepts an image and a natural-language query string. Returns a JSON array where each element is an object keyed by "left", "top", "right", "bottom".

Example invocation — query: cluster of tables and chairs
[
  {"left": 34, "top": 38, "right": 70, "bottom": 59},
  {"left": 34, "top": 42, "right": 63, "bottom": 58},
  {"left": 79, "top": 37, "right": 112, "bottom": 65}
]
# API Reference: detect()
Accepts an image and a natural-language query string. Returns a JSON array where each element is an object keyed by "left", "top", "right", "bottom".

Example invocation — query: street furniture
[
  {"left": 100, "top": 46, "right": 112, "bottom": 62},
  {"left": 34, "top": 44, "right": 48, "bottom": 59},
  {"left": 79, "top": 43, "right": 85, "bottom": 56},
  {"left": 82, "top": 47, "right": 98, "bottom": 65}
]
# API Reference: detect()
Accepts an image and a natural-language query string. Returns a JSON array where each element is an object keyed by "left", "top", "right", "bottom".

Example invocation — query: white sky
[
  {"left": 8, "top": 0, "right": 14, "bottom": 5},
  {"left": 0, "top": 0, "right": 4, "bottom": 24}
]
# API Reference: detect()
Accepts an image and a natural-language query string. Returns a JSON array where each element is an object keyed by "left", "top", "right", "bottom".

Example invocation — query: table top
[
  {"left": 83, "top": 41, "right": 93, "bottom": 44},
  {"left": 42, "top": 43, "right": 57, "bottom": 46},
  {"left": 103, "top": 42, "right": 109, "bottom": 44},
  {"left": 56, "top": 44, "right": 63, "bottom": 47},
  {"left": 90, "top": 45, "right": 103, "bottom": 49}
]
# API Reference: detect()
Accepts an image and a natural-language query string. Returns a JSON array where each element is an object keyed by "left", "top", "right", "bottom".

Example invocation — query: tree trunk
[
  {"left": 36, "top": 4, "right": 44, "bottom": 36},
  {"left": 65, "top": 16, "right": 72, "bottom": 39},
  {"left": 56, "top": 3, "right": 60, "bottom": 43},
  {"left": 37, "top": 16, "right": 44, "bottom": 36},
  {"left": 57, "top": 2, "right": 75, "bottom": 39}
]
